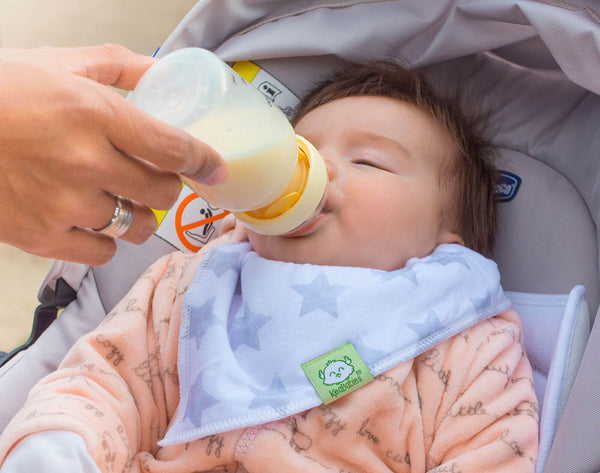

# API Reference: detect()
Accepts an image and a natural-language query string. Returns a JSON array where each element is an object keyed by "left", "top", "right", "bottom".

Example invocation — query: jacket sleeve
[
  {"left": 0, "top": 249, "right": 201, "bottom": 473},
  {"left": 417, "top": 308, "right": 539, "bottom": 473}
]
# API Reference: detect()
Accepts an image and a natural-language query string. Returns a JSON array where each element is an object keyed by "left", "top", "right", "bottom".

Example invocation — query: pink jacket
[{"left": 0, "top": 235, "right": 539, "bottom": 473}]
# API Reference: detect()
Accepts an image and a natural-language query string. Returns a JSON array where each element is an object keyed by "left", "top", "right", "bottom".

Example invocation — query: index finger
[
  {"left": 106, "top": 93, "right": 228, "bottom": 185},
  {"left": 53, "top": 43, "right": 157, "bottom": 91}
]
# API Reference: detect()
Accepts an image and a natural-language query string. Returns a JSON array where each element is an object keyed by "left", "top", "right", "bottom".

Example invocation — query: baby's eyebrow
[{"left": 350, "top": 131, "right": 412, "bottom": 159}]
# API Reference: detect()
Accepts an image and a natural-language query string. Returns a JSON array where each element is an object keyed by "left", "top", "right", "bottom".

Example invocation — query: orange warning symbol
[{"left": 175, "top": 193, "right": 230, "bottom": 252}]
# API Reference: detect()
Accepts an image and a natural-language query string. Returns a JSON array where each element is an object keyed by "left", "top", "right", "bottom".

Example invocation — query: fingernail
[{"left": 201, "top": 164, "right": 228, "bottom": 186}]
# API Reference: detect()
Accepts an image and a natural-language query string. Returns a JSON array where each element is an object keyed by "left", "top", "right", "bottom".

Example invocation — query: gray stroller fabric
[
  {"left": 2, "top": 2, "right": 600, "bottom": 472},
  {"left": 545, "top": 312, "right": 600, "bottom": 473}
]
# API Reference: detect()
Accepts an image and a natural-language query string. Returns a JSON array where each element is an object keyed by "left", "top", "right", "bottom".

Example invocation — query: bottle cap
[{"left": 234, "top": 136, "right": 328, "bottom": 235}]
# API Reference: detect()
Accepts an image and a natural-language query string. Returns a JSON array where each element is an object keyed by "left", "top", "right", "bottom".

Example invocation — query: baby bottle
[{"left": 128, "top": 47, "right": 328, "bottom": 236}]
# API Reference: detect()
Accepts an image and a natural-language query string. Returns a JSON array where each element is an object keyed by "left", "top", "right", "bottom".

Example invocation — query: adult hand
[{"left": 0, "top": 43, "right": 227, "bottom": 265}]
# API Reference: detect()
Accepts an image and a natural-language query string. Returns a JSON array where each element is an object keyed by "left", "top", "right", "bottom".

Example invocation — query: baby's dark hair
[{"left": 292, "top": 61, "right": 498, "bottom": 255}]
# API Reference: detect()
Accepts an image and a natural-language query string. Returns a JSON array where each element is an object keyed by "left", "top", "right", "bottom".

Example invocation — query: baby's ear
[{"left": 438, "top": 229, "right": 465, "bottom": 246}]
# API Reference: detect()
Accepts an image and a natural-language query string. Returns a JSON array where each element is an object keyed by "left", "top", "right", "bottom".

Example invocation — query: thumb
[{"left": 55, "top": 43, "right": 156, "bottom": 90}]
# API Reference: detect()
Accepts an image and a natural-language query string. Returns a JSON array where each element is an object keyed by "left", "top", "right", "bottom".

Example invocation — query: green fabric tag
[{"left": 301, "top": 342, "right": 373, "bottom": 404}]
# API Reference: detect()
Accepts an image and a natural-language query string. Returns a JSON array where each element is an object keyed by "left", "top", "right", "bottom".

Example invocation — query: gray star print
[
  {"left": 291, "top": 273, "right": 347, "bottom": 318},
  {"left": 185, "top": 372, "right": 220, "bottom": 427},
  {"left": 187, "top": 298, "right": 219, "bottom": 348},
  {"left": 353, "top": 336, "right": 390, "bottom": 365},
  {"left": 406, "top": 310, "right": 444, "bottom": 338},
  {"left": 248, "top": 374, "right": 290, "bottom": 410},
  {"left": 382, "top": 267, "right": 418, "bottom": 284},
  {"left": 210, "top": 251, "right": 243, "bottom": 277},
  {"left": 229, "top": 304, "right": 272, "bottom": 351},
  {"left": 434, "top": 253, "right": 471, "bottom": 270},
  {"left": 470, "top": 291, "right": 494, "bottom": 312}
]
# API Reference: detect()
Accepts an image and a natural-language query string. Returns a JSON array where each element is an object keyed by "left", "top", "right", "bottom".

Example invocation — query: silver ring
[{"left": 94, "top": 195, "right": 134, "bottom": 238}]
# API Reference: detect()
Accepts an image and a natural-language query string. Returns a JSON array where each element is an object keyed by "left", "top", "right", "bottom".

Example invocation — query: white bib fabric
[{"left": 161, "top": 242, "right": 510, "bottom": 445}]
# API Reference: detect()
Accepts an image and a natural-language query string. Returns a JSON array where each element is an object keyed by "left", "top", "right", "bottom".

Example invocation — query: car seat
[{"left": 2, "top": 2, "right": 600, "bottom": 472}]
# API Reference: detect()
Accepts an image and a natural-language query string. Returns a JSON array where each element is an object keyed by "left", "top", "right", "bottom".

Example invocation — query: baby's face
[{"left": 247, "top": 96, "right": 462, "bottom": 271}]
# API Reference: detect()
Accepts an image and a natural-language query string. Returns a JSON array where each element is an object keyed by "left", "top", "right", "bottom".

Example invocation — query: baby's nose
[{"left": 321, "top": 150, "right": 340, "bottom": 182}]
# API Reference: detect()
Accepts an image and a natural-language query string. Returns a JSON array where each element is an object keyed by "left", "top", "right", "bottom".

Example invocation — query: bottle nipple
[{"left": 234, "top": 136, "right": 328, "bottom": 235}]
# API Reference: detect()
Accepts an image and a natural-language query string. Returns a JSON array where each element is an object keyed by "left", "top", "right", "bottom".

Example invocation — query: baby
[{"left": 0, "top": 61, "right": 539, "bottom": 473}]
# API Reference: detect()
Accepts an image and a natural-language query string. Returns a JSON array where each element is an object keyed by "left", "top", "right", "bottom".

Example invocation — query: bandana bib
[{"left": 161, "top": 242, "right": 510, "bottom": 445}]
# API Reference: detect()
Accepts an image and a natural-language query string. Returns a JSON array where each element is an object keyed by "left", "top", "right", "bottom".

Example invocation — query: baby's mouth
[
  {"left": 282, "top": 206, "right": 330, "bottom": 238},
  {"left": 281, "top": 187, "right": 331, "bottom": 238}
]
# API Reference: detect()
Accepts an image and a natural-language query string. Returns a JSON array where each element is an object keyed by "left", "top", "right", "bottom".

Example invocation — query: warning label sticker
[
  {"left": 232, "top": 61, "right": 300, "bottom": 119},
  {"left": 154, "top": 186, "right": 229, "bottom": 253}
]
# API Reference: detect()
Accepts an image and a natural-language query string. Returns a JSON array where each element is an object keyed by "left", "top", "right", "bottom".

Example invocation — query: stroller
[{"left": 2, "top": 1, "right": 600, "bottom": 472}]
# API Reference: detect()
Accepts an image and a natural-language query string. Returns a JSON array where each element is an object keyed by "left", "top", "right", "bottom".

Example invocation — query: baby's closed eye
[{"left": 352, "top": 158, "right": 392, "bottom": 172}]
